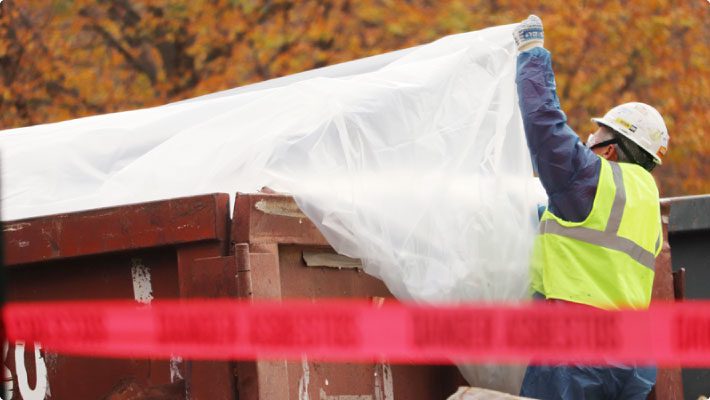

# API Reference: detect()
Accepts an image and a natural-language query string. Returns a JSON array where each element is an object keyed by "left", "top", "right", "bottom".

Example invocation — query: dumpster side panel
[
  {"left": 3, "top": 194, "right": 233, "bottom": 400},
  {"left": 672, "top": 231, "right": 710, "bottom": 400},
  {"left": 7, "top": 249, "right": 178, "bottom": 302},
  {"left": 4, "top": 192, "right": 694, "bottom": 400},
  {"left": 234, "top": 193, "right": 687, "bottom": 400},
  {"left": 5, "top": 249, "right": 181, "bottom": 399},
  {"left": 233, "top": 194, "right": 465, "bottom": 400},
  {"left": 647, "top": 201, "right": 684, "bottom": 400},
  {"left": 278, "top": 245, "right": 464, "bottom": 400},
  {"left": 668, "top": 195, "right": 710, "bottom": 400}
]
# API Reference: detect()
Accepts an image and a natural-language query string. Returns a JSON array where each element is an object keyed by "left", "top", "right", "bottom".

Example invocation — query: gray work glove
[{"left": 513, "top": 15, "right": 544, "bottom": 51}]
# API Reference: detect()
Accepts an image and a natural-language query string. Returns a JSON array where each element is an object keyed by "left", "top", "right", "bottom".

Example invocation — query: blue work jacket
[{"left": 516, "top": 47, "right": 600, "bottom": 222}]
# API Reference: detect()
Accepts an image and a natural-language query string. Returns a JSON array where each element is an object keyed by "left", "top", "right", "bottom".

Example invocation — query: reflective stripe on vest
[{"left": 538, "top": 163, "right": 656, "bottom": 271}]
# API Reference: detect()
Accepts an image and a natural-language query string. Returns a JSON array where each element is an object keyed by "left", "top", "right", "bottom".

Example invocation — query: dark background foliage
[{"left": 1, "top": 0, "right": 707, "bottom": 195}]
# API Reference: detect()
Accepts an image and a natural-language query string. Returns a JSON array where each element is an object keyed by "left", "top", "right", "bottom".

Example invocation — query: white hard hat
[{"left": 591, "top": 102, "right": 669, "bottom": 165}]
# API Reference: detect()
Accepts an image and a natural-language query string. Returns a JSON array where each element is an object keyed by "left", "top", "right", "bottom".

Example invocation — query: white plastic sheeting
[{"left": 0, "top": 23, "right": 545, "bottom": 393}]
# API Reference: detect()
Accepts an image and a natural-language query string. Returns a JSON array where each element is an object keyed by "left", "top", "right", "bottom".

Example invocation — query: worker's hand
[{"left": 513, "top": 15, "right": 544, "bottom": 52}]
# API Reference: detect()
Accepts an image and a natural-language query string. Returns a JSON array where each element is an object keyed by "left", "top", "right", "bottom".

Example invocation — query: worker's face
[{"left": 586, "top": 128, "right": 618, "bottom": 161}]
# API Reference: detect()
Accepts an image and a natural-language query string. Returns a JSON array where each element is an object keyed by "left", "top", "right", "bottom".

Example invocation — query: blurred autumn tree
[{"left": 0, "top": 0, "right": 707, "bottom": 195}]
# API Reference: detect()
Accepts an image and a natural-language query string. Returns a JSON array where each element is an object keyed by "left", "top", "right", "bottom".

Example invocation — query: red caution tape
[{"left": 4, "top": 299, "right": 710, "bottom": 366}]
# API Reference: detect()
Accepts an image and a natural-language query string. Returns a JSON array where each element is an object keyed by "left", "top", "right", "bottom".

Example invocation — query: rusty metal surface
[
  {"left": 673, "top": 268, "right": 685, "bottom": 301},
  {"left": 232, "top": 193, "right": 465, "bottom": 400},
  {"left": 4, "top": 194, "right": 229, "bottom": 266},
  {"left": 646, "top": 201, "right": 684, "bottom": 400},
  {"left": 177, "top": 243, "right": 236, "bottom": 400},
  {"left": 279, "top": 245, "right": 465, "bottom": 400},
  {"left": 233, "top": 193, "right": 328, "bottom": 246},
  {"left": 102, "top": 379, "right": 185, "bottom": 400},
  {"left": 234, "top": 242, "right": 290, "bottom": 400},
  {"left": 4, "top": 249, "right": 182, "bottom": 399},
  {"left": 4, "top": 191, "right": 697, "bottom": 399},
  {"left": 7, "top": 249, "right": 178, "bottom": 302},
  {"left": 651, "top": 202, "right": 676, "bottom": 302},
  {"left": 3, "top": 194, "right": 232, "bottom": 400}
]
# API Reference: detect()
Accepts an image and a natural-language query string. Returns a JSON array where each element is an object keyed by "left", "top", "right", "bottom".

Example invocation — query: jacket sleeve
[{"left": 515, "top": 47, "right": 601, "bottom": 223}]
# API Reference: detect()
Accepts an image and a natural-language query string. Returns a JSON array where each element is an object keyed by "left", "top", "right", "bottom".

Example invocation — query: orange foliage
[{"left": 0, "top": 0, "right": 707, "bottom": 195}]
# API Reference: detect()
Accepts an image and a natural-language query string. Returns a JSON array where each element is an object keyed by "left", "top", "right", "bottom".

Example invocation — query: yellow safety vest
[{"left": 531, "top": 158, "right": 662, "bottom": 310}]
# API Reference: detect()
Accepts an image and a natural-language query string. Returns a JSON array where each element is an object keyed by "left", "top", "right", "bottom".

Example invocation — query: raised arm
[{"left": 513, "top": 17, "right": 601, "bottom": 222}]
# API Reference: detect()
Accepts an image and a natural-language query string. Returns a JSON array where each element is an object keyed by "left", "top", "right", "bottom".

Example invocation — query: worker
[{"left": 512, "top": 15, "right": 670, "bottom": 400}]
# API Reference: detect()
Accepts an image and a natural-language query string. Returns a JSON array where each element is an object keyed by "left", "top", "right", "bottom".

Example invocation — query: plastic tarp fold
[{"left": 0, "top": 23, "right": 545, "bottom": 393}]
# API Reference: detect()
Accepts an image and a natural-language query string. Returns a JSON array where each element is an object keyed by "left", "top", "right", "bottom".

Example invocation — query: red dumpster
[
  {"left": 2, "top": 193, "right": 464, "bottom": 400},
  {"left": 2, "top": 192, "right": 684, "bottom": 399}
]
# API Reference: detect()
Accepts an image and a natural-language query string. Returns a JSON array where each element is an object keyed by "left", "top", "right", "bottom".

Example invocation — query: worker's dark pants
[{"left": 519, "top": 364, "right": 656, "bottom": 400}]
